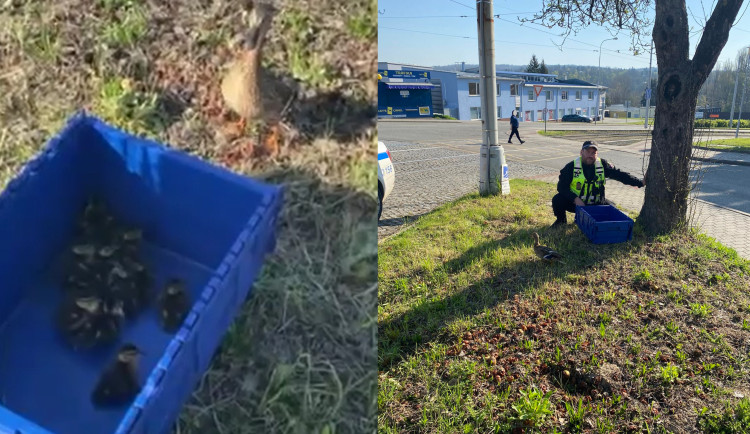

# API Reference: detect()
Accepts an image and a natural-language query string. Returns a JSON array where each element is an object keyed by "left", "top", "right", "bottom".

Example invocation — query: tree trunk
[
  {"left": 638, "top": 70, "right": 697, "bottom": 235},
  {"left": 638, "top": 0, "right": 743, "bottom": 235}
]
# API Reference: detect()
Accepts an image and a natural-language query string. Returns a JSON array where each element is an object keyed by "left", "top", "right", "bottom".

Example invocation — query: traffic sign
[{"left": 534, "top": 85, "right": 544, "bottom": 97}]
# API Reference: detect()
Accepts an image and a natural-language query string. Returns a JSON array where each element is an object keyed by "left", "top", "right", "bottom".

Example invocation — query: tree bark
[{"left": 638, "top": 0, "right": 743, "bottom": 235}]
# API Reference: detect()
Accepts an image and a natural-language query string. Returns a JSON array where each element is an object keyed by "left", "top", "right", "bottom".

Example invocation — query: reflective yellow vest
[{"left": 570, "top": 156, "right": 605, "bottom": 204}]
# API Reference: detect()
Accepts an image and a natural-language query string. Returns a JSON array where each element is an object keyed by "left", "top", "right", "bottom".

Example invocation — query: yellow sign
[
  {"left": 377, "top": 73, "right": 382, "bottom": 80},
  {"left": 419, "top": 106, "right": 430, "bottom": 115},
  {"left": 387, "top": 107, "right": 392, "bottom": 115}
]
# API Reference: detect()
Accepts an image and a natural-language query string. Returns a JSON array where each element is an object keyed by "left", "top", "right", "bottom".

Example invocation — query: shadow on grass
[
  {"left": 254, "top": 68, "right": 375, "bottom": 143},
  {"left": 378, "top": 223, "right": 648, "bottom": 372},
  {"left": 176, "top": 165, "right": 377, "bottom": 433},
  {"left": 378, "top": 212, "right": 429, "bottom": 228}
]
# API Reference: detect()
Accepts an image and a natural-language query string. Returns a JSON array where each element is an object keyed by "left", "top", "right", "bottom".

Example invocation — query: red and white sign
[{"left": 534, "top": 85, "right": 544, "bottom": 97}]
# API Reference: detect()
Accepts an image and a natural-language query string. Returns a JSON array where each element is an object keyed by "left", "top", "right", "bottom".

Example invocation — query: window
[
  {"left": 510, "top": 84, "right": 518, "bottom": 96},
  {"left": 469, "top": 83, "right": 480, "bottom": 96},
  {"left": 470, "top": 107, "right": 482, "bottom": 119},
  {"left": 576, "top": 90, "right": 582, "bottom": 100},
  {"left": 528, "top": 89, "right": 536, "bottom": 101},
  {"left": 546, "top": 90, "right": 552, "bottom": 101},
  {"left": 561, "top": 91, "right": 568, "bottom": 101},
  {"left": 588, "top": 91, "right": 594, "bottom": 100},
  {"left": 497, "top": 83, "right": 501, "bottom": 95},
  {"left": 497, "top": 106, "right": 502, "bottom": 117}
]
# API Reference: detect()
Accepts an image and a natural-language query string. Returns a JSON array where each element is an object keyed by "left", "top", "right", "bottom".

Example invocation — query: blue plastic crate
[
  {"left": 0, "top": 112, "right": 283, "bottom": 434},
  {"left": 575, "top": 205, "right": 633, "bottom": 244}
]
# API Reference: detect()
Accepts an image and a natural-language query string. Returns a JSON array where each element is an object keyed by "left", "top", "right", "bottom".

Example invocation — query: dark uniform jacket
[{"left": 556, "top": 158, "right": 644, "bottom": 203}]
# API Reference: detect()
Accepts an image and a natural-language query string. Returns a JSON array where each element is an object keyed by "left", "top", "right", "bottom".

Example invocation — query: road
[{"left": 378, "top": 119, "right": 750, "bottom": 246}]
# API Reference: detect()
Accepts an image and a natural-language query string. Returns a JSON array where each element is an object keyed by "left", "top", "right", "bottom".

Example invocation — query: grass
[
  {"left": 697, "top": 138, "right": 750, "bottom": 154},
  {"left": 433, "top": 113, "right": 458, "bottom": 120},
  {"left": 0, "top": 0, "right": 376, "bottom": 432},
  {"left": 277, "top": 9, "right": 336, "bottom": 89},
  {"left": 537, "top": 130, "right": 578, "bottom": 137},
  {"left": 100, "top": 3, "right": 148, "bottom": 49},
  {"left": 623, "top": 118, "right": 655, "bottom": 126},
  {"left": 378, "top": 179, "right": 750, "bottom": 432}
]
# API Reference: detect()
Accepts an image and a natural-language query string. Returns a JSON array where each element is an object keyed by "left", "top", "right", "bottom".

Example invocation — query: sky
[{"left": 377, "top": 0, "right": 750, "bottom": 70}]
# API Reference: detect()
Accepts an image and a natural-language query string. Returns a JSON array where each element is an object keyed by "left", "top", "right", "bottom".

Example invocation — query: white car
[{"left": 377, "top": 141, "right": 395, "bottom": 220}]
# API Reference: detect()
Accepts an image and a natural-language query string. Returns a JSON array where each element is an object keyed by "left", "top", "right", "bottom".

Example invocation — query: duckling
[
  {"left": 57, "top": 296, "right": 104, "bottom": 349},
  {"left": 157, "top": 278, "right": 190, "bottom": 333},
  {"left": 94, "top": 299, "right": 126, "bottom": 344},
  {"left": 120, "top": 228, "right": 142, "bottom": 244},
  {"left": 91, "top": 343, "right": 143, "bottom": 407},
  {"left": 108, "top": 269, "right": 149, "bottom": 319},
  {"left": 220, "top": 1, "right": 277, "bottom": 132},
  {"left": 71, "top": 243, "right": 97, "bottom": 262},
  {"left": 532, "top": 232, "right": 564, "bottom": 263},
  {"left": 77, "top": 198, "right": 115, "bottom": 239},
  {"left": 97, "top": 244, "right": 119, "bottom": 259}
]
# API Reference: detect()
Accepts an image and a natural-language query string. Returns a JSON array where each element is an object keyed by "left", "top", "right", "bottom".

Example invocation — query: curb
[{"left": 690, "top": 156, "right": 750, "bottom": 167}]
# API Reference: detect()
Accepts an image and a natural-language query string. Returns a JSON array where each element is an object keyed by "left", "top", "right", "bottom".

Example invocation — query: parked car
[
  {"left": 377, "top": 141, "right": 395, "bottom": 220},
  {"left": 561, "top": 114, "right": 592, "bottom": 123}
]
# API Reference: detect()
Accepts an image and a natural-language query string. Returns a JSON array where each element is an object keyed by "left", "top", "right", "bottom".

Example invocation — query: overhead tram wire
[{"left": 379, "top": 26, "right": 606, "bottom": 52}]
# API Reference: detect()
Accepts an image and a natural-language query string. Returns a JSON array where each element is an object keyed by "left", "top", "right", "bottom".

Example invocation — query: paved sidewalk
[
  {"left": 529, "top": 173, "right": 750, "bottom": 259},
  {"left": 692, "top": 148, "right": 750, "bottom": 167}
]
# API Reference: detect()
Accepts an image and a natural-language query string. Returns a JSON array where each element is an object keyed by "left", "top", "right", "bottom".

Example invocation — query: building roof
[
  {"left": 558, "top": 78, "right": 596, "bottom": 86},
  {"left": 456, "top": 72, "right": 519, "bottom": 81}
]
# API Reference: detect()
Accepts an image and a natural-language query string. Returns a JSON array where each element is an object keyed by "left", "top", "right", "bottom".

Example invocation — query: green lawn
[
  {"left": 698, "top": 138, "right": 750, "bottom": 154},
  {"left": 379, "top": 179, "right": 750, "bottom": 433}
]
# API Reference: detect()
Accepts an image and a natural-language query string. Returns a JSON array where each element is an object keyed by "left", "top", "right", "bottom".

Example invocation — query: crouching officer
[{"left": 551, "top": 140, "right": 645, "bottom": 227}]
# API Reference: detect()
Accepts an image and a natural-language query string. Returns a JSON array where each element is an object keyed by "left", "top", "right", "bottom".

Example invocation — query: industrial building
[{"left": 378, "top": 61, "right": 608, "bottom": 122}]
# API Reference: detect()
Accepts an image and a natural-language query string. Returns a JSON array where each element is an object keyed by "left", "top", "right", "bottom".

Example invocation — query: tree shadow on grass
[{"left": 378, "top": 225, "right": 648, "bottom": 372}]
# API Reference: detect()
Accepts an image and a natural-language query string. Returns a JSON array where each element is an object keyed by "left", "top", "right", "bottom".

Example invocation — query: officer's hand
[{"left": 574, "top": 197, "right": 585, "bottom": 207}]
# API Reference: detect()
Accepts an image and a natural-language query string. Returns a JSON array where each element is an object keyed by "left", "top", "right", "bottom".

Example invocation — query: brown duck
[
  {"left": 532, "top": 232, "right": 564, "bottom": 263},
  {"left": 220, "top": 1, "right": 278, "bottom": 132}
]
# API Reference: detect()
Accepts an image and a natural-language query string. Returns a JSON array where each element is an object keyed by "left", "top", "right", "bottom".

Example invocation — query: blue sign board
[{"left": 378, "top": 69, "right": 431, "bottom": 80}]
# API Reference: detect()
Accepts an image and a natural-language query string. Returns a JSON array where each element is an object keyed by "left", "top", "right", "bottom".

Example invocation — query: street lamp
[{"left": 596, "top": 37, "right": 617, "bottom": 125}]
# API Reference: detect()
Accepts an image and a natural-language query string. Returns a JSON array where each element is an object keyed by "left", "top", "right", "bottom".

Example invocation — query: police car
[{"left": 377, "top": 141, "right": 395, "bottom": 220}]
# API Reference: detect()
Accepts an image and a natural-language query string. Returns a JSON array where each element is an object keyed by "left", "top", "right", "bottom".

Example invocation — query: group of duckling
[{"left": 56, "top": 198, "right": 192, "bottom": 407}]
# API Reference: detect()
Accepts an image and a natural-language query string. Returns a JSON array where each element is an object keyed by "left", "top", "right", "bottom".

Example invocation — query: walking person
[
  {"left": 508, "top": 110, "right": 524, "bottom": 144},
  {"left": 550, "top": 140, "right": 645, "bottom": 228}
]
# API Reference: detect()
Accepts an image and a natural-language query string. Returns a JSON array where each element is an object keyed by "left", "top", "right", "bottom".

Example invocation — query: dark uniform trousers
[{"left": 551, "top": 193, "right": 615, "bottom": 223}]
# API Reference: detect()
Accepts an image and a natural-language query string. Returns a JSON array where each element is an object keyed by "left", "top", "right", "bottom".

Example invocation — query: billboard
[{"left": 378, "top": 69, "right": 431, "bottom": 80}]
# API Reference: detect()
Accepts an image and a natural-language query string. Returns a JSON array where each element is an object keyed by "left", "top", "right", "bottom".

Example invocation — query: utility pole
[
  {"left": 477, "top": 0, "right": 509, "bottom": 195},
  {"left": 736, "top": 48, "right": 750, "bottom": 138},
  {"left": 644, "top": 40, "right": 653, "bottom": 129},
  {"left": 596, "top": 37, "right": 617, "bottom": 125},
  {"left": 729, "top": 55, "right": 742, "bottom": 129}
]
